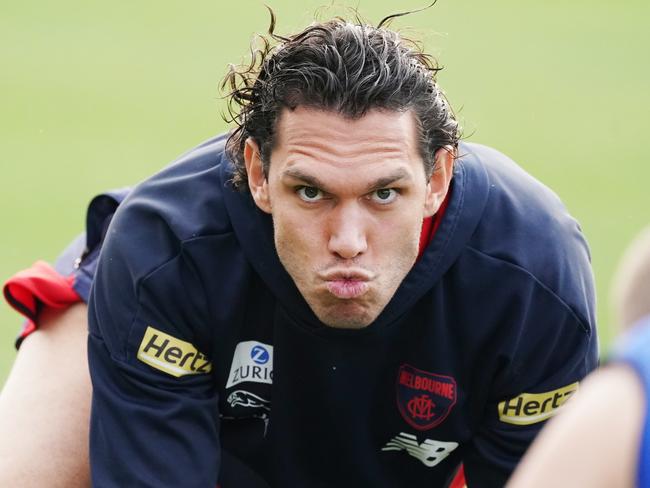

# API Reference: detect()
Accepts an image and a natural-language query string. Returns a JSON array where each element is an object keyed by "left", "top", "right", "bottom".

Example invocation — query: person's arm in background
[
  {"left": 0, "top": 303, "right": 91, "bottom": 487},
  {"left": 506, "top": 362, "right": 644, "bottom": 488},
  {"left": 0, "top": 191, "right": 128, "bottom": 487},
  {"left": 508, "top": 226, "right": 650, "bottom": 488}
]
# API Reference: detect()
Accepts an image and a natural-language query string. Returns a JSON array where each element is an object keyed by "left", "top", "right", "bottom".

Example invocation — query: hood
[{"left": 220, "top": 141, "right": 491, "bottom": 334}]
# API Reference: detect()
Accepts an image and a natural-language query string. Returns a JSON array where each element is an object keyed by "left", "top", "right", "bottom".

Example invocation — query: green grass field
[{"left": 1, "top": 0, "right": 649, "bottom": 383}]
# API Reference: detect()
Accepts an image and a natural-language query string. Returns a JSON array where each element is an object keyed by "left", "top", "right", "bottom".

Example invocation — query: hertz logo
[
  {"left": 137, "top": 326, "right": 212, "bottom": 377},
  {"left": 498, "top": 382, "right": 579, "bottom": 425}
]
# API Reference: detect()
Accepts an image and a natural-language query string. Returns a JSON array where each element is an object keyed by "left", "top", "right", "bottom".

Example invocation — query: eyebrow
[{"left": 282, "top": 167, "right": 412, "bottom": 194}]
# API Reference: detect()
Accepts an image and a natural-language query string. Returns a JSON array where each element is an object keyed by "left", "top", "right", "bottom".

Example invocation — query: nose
[{"left": 327, "top": 202, "right": 368, "bottom": 260}]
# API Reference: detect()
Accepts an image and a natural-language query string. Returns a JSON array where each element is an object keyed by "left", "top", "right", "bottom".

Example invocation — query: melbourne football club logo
[{"left": 396, "top": 364, "right": 457, "bottom": 430}]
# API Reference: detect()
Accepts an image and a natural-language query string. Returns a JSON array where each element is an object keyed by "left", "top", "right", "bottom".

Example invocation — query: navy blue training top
[{"left": 88, "top": 135, "right": 598, "bottom": 487}]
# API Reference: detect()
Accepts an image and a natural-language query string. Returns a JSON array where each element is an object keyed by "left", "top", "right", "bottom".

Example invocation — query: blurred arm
[
  {"left": 0, "top": 303, "right": 90, "bottom": 487},
  {"left": 507, "top": 364, "right": 645, "bottom": 488}
]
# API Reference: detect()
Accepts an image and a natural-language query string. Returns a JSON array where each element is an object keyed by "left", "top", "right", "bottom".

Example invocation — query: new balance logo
[{"left": 382, "top": 432, "right": 458, "bottom": 467}]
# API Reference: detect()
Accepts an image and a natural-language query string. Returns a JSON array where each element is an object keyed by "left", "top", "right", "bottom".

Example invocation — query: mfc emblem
[{"left": 396, "top": 364, "right": 457, "bottom": 430}]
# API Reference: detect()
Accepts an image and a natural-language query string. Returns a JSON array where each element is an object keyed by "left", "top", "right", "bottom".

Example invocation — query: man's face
[{"left": 245, "top": 107, "right": 453, "bottom": 329}]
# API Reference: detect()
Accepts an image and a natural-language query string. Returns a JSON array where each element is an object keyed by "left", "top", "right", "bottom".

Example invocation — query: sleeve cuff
[{"left": 3, "top": 260, "right": 82, "bottom": 348}]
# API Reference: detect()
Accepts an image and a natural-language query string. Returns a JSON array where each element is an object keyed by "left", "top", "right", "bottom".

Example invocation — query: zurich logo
[{"left": 250, "top": 345, "right": 270, "bottom": 364}]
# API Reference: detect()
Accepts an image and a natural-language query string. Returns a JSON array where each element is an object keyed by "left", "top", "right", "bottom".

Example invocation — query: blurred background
[{"left": 1, "top": 0, "right": 648, "bottom": 382}]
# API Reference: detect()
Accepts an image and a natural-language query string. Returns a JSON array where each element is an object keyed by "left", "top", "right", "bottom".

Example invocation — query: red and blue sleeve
[
  {"left": 3, "top": 259, "right": 82, "bottom": 347},
  {"left": 2, "top": 189, "right": 130, "bottom": 348}
]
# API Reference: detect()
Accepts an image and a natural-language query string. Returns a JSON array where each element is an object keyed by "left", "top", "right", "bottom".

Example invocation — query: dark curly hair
[{"left": 222, "top": 8, "right": 461, "bottom": 190}]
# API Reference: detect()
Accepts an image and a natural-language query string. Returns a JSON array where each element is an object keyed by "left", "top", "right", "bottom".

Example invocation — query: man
[
  {"left": 2, "top": 15, "right": 597, "bottom": 487},
  {"left": 508, "top": 226, "right": 650, "bottom": 487}
]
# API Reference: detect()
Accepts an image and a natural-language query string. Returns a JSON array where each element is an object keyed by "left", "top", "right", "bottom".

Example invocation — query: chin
[{"left": 315, "top": 305, "right": 379, "bottom": 329}]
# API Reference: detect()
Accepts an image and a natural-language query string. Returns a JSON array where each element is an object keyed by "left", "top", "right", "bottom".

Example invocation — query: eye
[
  {"left": 369, "top": 188, "right": 398, "bottom": 204},
  {"left": 296, "top": 186, "right": 324, "bottom": 202}
]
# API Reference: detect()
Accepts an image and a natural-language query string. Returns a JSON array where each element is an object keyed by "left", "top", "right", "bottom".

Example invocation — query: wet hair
[{"left": 222, "top": 8, "right": 461, "bottom": 190}]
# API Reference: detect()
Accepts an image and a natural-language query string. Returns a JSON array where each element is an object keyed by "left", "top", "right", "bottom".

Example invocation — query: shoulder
[
  {"left": 459, "top": 142, "right": 587, "bottom": 264},
  {"left": 119, "top": 133, "right": 235, "bottom": 238},
  {"left": 610, "top": 318, "right": 650, "bottom": 393},
  {"left": 456, "top": 142, "right": 594, "bottom": 328},
  {"left": 103, "top": 133, "right": 241, "bottom": 279},
  {"left": 89, "top": 134, "right": 252, "bottom": 356},
  {"left": 612, "top": 320, "right": 650, "bottom": 488}
]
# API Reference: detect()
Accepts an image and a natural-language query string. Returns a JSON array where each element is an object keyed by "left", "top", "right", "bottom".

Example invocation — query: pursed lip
[
  {"left": 319, "top": 268, "right": 375, "bottom": 282},
  {"left": 319, "top": 268, "right": 374, "bottom": 299}
]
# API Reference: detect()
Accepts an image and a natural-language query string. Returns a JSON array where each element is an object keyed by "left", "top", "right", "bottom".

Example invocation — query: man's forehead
[
  {"left": 273, "top": 106, "right": 420, "bottom": 158},
  {"left": 276, "top": 105, "right": 417, "bottom": 132}
]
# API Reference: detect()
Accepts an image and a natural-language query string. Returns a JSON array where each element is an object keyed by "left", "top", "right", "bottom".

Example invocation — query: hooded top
[{"left": 87, "top": 134, "right": 598, "bottom": 487}]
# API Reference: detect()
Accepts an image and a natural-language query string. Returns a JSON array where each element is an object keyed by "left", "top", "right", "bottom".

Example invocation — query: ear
[
  {"left": 244, "top": 138, "right": 272, "bottom": 214},
  {"left": 423, "top": 147, "right": 455, "bottom": 217}
]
